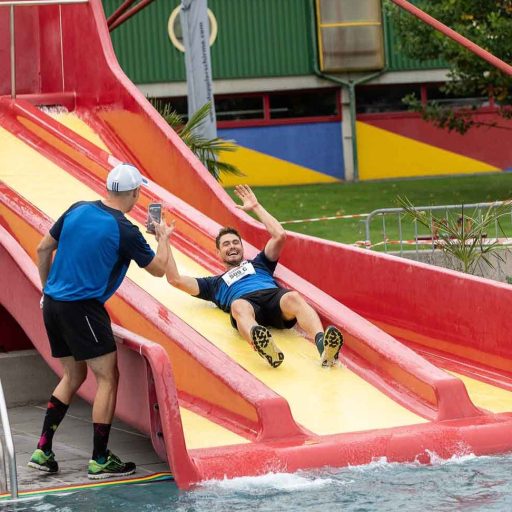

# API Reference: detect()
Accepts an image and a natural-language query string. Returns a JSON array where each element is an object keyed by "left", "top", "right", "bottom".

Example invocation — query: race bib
[{"left": 222, "top": 261, "right": 255, "bottom": 286}]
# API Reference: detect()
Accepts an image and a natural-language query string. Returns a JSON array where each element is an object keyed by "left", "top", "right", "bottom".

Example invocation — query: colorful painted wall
[
  {"left": 357, "top": 110, "right": 509, "bottom": 180},
  {"left": 216, "top": 109, "right": 512, "bottom": 186},
  {"left": 218, "top": 122, "right": 342, "bottom": 186}
]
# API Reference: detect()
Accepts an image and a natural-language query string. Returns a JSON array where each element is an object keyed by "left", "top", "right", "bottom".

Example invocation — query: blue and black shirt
[
  {"left": 44, "top": 200, "right": 155, "bottom": 303},
  {"left": 195, "top": 251, "right": 279, "bottom": 312}
]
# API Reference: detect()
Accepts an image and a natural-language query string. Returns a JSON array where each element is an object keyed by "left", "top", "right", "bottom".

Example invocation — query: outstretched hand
[
  {"left": 234, "top": 184, "right": 259, "bottom": 211},
  {"left": 153, "top": 213, "right": 176, "bottom": 242}
]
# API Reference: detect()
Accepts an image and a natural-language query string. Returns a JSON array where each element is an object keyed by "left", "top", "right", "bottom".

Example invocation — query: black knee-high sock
[
  {"left": 92, "top": 423, "right": 112, "bottom": 462},
  {"left": 37, "top": 395, "right": 69, "bottom": 453}
]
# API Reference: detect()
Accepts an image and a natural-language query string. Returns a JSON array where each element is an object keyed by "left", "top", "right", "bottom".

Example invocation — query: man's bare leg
[
  {"left": 231, "top": 299, "right": 284, "bottom": 368},
  {"left": 279, "top": 291, "right": 323, "bottom": 338},
  {"left": 280, "top": 291, "right": 343, "bottom": 366},
  {"left": 230, "top": 299, "right": 258, "bottom": 344},
  {"left": 84, "top": 351, "right": 120, "bottom": 466},
  {"left": 53, "top": 356, "right": 88, "bottom": 404},
  {"left": 29, "top": 357, "right": 88, "bottom": 472},
  {"left": 85, "top": 351, "right": 135, "bottom": 477},
  {"left": 86, "top": 351, "right": 119, "bottom": 424}
]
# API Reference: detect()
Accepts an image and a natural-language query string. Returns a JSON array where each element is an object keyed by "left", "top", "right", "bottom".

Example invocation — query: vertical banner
[{"left": 180, "top": 0, "right": 217, "bottom": 139}]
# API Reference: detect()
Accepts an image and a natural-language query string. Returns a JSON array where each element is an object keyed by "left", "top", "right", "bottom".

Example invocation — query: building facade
[{"left": 104, "top": 0, "right": 510, "bottom": 184}]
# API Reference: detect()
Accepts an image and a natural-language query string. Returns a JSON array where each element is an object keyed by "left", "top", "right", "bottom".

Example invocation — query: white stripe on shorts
[{"left": 85, "top": 315, "right": 100, "bottom": 344}]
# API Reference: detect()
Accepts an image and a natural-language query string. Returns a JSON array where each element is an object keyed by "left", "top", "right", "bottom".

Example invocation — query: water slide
[{"left": 2, "top": 0, "right": 512, "bottom": 490}]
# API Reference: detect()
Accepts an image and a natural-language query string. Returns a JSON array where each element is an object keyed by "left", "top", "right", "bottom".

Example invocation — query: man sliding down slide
[{"left": 165, "top": 185, "right": 344, "bottom": 368}]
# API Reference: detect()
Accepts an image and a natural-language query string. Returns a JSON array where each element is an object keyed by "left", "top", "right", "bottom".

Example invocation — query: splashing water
[{"left": 4, "top": 453, "right": 512, "bottom": 512}]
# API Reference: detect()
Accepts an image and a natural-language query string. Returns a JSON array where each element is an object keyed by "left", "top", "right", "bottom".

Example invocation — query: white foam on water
[
  {"left": 348, "top": 456, "right": 399, "bottom": 473},
  {"left": 346, "top": 449, "right": 485, "bottom": 474},
  {"left": 203, "top": 471, "right": 334, "bottom": 492},
  {"left": 424, "top": 449, "right": 480, "bottom": 466}
]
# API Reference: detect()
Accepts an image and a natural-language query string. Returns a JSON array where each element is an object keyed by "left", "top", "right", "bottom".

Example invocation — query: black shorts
[
  {"left": 43, "top": 295, "right": 117, "bottom": 361},
  {"left": 230, "top": 288, "right": 297, "bottom": 330}
]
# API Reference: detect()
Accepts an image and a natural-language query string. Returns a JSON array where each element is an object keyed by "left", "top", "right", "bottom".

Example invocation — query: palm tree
[{"left": 151, "top": 100, "right": 243, "bottom": 181}]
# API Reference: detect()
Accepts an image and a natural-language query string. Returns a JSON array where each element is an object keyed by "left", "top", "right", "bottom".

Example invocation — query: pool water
[{"left": 5, "top": 452, "right": 512, "bottom": 512}]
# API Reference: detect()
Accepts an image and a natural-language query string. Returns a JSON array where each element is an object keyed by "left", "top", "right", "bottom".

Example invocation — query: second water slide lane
[{"left": 2, "top": 98, "right": 512, "bottom": 489}]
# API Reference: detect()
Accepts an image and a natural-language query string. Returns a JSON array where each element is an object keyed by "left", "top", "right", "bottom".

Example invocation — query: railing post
[
  {"left": 59, "top": 5, "right": 65, "bottom": 91},
  {"left": 10, "top": 4, "right": 16, "bottom": 99}
]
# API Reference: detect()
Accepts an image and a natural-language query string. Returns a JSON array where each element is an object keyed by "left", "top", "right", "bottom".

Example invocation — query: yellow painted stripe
[
  {"left": 357, "top": 122, "right": 499, "bottom": 180},
  {"left": 220, "top": 144, "right": 339, "bottom": 187},
  {"left": 1, "top": 118, "right": 426, "bottom": 447}
]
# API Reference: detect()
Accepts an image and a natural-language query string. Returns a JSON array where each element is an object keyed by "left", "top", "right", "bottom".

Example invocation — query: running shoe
[
  {"left": 87, "top": 450, "right": 136, "bottom": 480},
  {"left": 321, "top": 326, "right": 344, "bottom": 367},
  {"left": 250, "top": 325, "right": 285, "bottom": 368},
  {"left": 27, "top": 448, "right": 59, "bottom": 473}
]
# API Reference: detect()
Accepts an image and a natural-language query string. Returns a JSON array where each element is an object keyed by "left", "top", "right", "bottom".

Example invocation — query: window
[
  {"left": 269, "top": 90, "right": 338, "bottom": 119},
  {"left": 152, "top": 89, "right": 340, "bottom": 128},
  {"left": 216, "top": 96, "right": 264, "bottom": 121},
  {"left": 150, "top": 96, "right": 188, "bottom": 119},
  {"left": 426, "top": 85, "right": 489, "bottom": 108},
  {"left": 356, "top": 84, "right": 422, "bottom": 113}
]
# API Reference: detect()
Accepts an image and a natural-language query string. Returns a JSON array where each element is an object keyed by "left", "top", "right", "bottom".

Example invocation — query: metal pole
[
  {"left": 107, "top": 0, "right": 136, "bottom": 27},
  {"left": 108, "top": 0, "right": 157, "bottom": 31},
  {"left": 10, "top": 4, "right": 15, "bottom": 99},
  {"left": 308, "top": 0, "right": 386, "bottom": 182},
  {"left": 0, "top": 440, "right": 7, "bottom": 493},
  {"left": 348, "top": 82, "right": 359, "bottom": 181},
  {"left": 390, "top": 0, "right": 512, "bottom": 76},
  {"left": 0, "top": 381, "right": 18, "bottom": 500},
  {"left": 59, "top": 4, "right": 65, "bottom": 91}
]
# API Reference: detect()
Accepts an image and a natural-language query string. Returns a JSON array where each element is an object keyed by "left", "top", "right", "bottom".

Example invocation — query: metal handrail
[
  {"left": 0, "top": 439, "right": 6, "bottom": 493},
  {"left": 364, "top": 201, "right": 507, "bottom": 247},
  {"left": 3, "top": 0, "right": 89, "bottom": 99},
  {"left": 0, "top": 0, "right": 87, "bottom": 7},
  {"left": 0, "top": 380, "right": 17, "bottom": 499}
]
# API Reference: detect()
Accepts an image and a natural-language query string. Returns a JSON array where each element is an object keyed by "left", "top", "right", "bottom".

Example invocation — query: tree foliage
[
  {"left": 386, "top": 0, "right": 512, "bottom": 133},
  {"left": 151, "top": 100, "right": 243, "bottom": 181}
]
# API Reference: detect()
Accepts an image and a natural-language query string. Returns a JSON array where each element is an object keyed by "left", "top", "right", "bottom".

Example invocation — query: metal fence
[{"left": 363, "top": 201, "right": 512, "bottom": 256}]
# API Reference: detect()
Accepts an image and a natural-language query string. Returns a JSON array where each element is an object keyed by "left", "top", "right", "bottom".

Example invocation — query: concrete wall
[
  {"left": 0, "top": 350, "right": 58, "bottom": 407},
  {"left": 396, "top": 248, "right": 512, "bottom": 284}
]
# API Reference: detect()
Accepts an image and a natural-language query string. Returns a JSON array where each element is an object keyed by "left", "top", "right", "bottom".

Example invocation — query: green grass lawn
[{"left": 225, "top": 173, "right": 512, "bottom": 247}]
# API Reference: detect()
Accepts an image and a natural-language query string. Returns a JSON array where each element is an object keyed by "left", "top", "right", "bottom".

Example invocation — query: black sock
[
  {"left": 92, "top": 423, "right": 112, "bottom": 463},
  {"left": 37, "top": 395, "right": 69, "bottom": 454},
  {"left": 314, "top": 332, "right": 324, "bottom": 355}
]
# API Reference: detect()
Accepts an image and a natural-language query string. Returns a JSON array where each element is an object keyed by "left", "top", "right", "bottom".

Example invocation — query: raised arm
[
  {"left": 234, "top": 184, "right": 286, "bottom": 261},
  {"left": 164, "top": 220, "right": 200, "bottom": 295}
]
